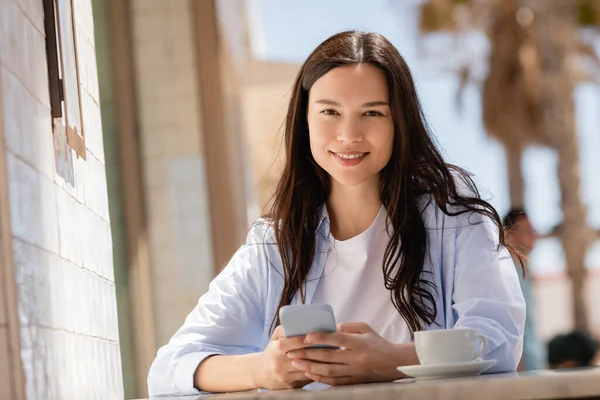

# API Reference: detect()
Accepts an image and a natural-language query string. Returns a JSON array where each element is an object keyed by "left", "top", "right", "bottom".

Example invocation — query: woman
[{"left": 148, "top": 31, "right": 525, "bottom": 396}]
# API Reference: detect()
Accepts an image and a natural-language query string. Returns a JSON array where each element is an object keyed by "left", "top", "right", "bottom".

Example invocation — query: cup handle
[{"left": 473, "top": 333, "right": 487, "bottom": 360}]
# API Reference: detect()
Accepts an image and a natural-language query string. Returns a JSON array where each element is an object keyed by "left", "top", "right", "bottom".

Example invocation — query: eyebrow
[{"left": 314, "top": 99, "right": 390, "bottom": 107}]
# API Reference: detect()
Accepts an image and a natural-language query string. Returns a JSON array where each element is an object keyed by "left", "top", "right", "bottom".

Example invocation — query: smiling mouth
[
  {"left": 330, "top": 151, "right": 369, "bottom": 166},
  {"left": 332, "top": 152, "right": 368, "bottom": 159}
]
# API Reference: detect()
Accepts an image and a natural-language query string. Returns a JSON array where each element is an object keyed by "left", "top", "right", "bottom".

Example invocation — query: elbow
[
  {"left": 483, "top": 328, "right": 522, "bottom": 374},
  {"left": 147, "top": 348, "right": 218, "bottom": 397},
  {"left": 485, "top": 351, "right": 518, "bottom": 374},
  {"left": 455, "top": 315, "right": 523, "bottom": 374},
  {"left": 146, "top": 355, "right": 186, "bottom": 398},
  {"left": 147, "top": 359, "right": 171, "bottom": 398}
]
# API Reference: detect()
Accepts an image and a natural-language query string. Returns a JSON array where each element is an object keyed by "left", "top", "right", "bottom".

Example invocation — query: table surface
[{"left": 137, "top": 367, "right": 600, "bottom": 400}]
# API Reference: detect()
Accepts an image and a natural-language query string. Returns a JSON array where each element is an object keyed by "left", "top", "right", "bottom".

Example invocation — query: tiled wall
[
  {"left": 0, "top": 0, "right": 123, "bottom": 398},
  {"left": 129, "top": 0, "right": 216, "bottom": 347}
]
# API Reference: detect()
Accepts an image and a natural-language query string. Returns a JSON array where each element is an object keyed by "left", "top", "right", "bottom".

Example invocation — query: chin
[
  {"left": 329, "top": 173, "right": 374, "bottom": 188},
  {"left": 332, "top": 179, "right": 364, "bottom": 187}
]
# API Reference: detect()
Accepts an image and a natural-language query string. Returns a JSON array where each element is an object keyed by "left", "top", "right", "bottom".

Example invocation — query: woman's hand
[
  {"left": 285, "top": 322, "right": 418, "bottom": 386},
  {"left": 253, "top": 326, "right": 314, "bottom": 390}
]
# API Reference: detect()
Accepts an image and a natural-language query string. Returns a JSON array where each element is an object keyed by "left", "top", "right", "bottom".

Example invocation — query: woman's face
[{"left": 307, "top": 64, "right": 395, "bottom": 188}]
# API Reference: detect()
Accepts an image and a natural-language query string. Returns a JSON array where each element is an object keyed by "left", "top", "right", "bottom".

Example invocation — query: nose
[{"left": 337, "top": 119, "right": 363, "bottom": 144}]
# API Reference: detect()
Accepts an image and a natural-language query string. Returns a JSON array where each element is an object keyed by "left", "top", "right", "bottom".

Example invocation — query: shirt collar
[{"left": 316, "top": 204, "right": 332, "bottom": 241}]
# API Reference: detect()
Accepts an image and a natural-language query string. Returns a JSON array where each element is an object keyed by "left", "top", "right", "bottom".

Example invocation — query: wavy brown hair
[{"left": 266, "top": 31, "right": 521, "bottom": 335}]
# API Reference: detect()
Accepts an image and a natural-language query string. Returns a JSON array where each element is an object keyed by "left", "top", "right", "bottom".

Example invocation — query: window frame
[{"left": 43, "top": 0, "right": 86, "bottom": 160}]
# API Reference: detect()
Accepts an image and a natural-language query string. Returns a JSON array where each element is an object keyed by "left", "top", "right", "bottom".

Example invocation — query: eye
[
  {"left": 364, "top": 110, "right": 383, "bottom": 117},
  {"left": 321, "top": 109, "right": 339, "bottom": 116}
]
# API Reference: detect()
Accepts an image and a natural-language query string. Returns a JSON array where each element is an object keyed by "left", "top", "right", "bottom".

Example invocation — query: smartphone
[{"left": 279, "top": 303, "right": 340, "bottom": 349}]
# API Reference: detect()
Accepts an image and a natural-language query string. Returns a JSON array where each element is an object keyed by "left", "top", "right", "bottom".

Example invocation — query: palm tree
[
  {"left": 525, "top": 0, "right": 596, "bottom": 331},
  {"left": 418, "top": 0, "right": 549, "bottom": 208},
  {"left": 480, "top": 0, "right": 547, "bottom": 209},
  {"left": 417, "top": 0, "right": 599, "bottom": 330}
]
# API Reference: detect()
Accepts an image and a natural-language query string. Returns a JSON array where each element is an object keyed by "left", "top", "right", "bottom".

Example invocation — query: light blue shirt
[{"left": 148, "top": 197, "right": 526, "bottom": 397}]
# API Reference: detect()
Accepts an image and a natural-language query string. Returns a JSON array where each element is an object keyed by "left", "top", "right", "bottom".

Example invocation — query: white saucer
[{"left": 397, "top": 359, "right": 496, "bottom": 380}]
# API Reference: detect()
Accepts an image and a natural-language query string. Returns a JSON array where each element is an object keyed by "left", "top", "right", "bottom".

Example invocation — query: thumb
[
  {"left": 337, "top": 322, "right": 375, "bottom": 334},
  {"left": 271, "top": 325, "right": 285, "bottom": 341}
]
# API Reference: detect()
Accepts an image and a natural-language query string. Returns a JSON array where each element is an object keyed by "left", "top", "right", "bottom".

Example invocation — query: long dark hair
[{"left": 266, "top": 31, "right": 520, "bottom": 335}]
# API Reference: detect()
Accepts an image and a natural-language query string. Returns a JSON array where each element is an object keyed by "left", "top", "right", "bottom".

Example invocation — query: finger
[
  {"left": 287, "top": 377, "right": 314, "bottom": 389},
  {"left": 304, "top": 373, "right": 360, "bottom": 386},
  {"left": 273, "top": 372, "right": 313, "bottom": 390},
  {"left": 287, "top": 370, "right": 314, "bottom": 381},
  {"left": 305, "top": 332, "right": 356, "bottom": 348},
  {"left": 292, "top": 359, "right": 353, "bottom": 377},
  {"left": 287, "top": 348, "right": 351, "bottom": 364},
  {"left": 291, "top": 379, "right": 314, "bottom": 388},
  {"left": 275, "top": 336, "right": 309, "bottom": 353},
  {"left": 337, "top": 322, "right": 374, "bottom": 334}
]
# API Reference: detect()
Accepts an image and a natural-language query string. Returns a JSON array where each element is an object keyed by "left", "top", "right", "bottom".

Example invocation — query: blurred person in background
[
  {"left": 503, "top": 209, "right": 545, "bottom": 371},
  {"left": 547, "top": 331, "right": 599, "bottom": 369}
]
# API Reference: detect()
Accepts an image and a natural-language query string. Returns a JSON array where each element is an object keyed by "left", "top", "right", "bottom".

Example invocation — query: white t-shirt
[{"left": 311, "top": 206, "right": 411, "bottom": 343}]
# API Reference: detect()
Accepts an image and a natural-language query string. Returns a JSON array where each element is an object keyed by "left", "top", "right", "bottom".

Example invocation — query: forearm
[{"left": 194, "top": 352, "right": 262, "bottom": 392}]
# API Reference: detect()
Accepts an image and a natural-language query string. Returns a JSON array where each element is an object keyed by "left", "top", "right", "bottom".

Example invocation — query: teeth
[{"left": 335, "top": 153, "right": 365, "bottom": 159}]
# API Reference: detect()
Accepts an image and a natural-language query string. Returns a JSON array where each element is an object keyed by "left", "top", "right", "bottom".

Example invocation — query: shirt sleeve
[
  {"left": 451, "top": 212, "right": 526, "bottom": 373},
  {"left": 147, "top": 229, "right": 269, "bottom": 397}
]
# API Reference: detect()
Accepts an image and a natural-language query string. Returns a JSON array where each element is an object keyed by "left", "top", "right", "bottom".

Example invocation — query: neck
[{"left": 327, "top": 176, "right": 382, "bottom": 241}]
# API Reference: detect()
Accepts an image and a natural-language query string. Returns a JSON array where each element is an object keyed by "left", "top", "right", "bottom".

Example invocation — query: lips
[
  {"left": 330, "top": 151, "right": 369, "bottom": 166},
  {"left": 332, "top": 152, "right": 367, "bottom": 159}
]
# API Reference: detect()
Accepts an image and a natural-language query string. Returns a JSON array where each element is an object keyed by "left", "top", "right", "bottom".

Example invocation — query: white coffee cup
[{"left": 414, "top": 328, "right": 487, "bottom": 365}]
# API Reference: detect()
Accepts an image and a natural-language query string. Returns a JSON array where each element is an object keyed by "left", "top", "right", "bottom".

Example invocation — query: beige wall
[
  {"left": 215, "top": 0, "right": 301, "bottom": 219},
  {"left": 534, "top": 271, "right": 600, "bottom": 342},
  {"left": 130, "top": 0, "right": 217, "bottom": 349},
  {"left": 0, "top": 0, "right": 123, "bottom": 398},
  {"left": 0, "top": 329, "right": 10, "bottom": 400},
  {"left": 240, "top": 81, "right": 294, "bottom": 215}
]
